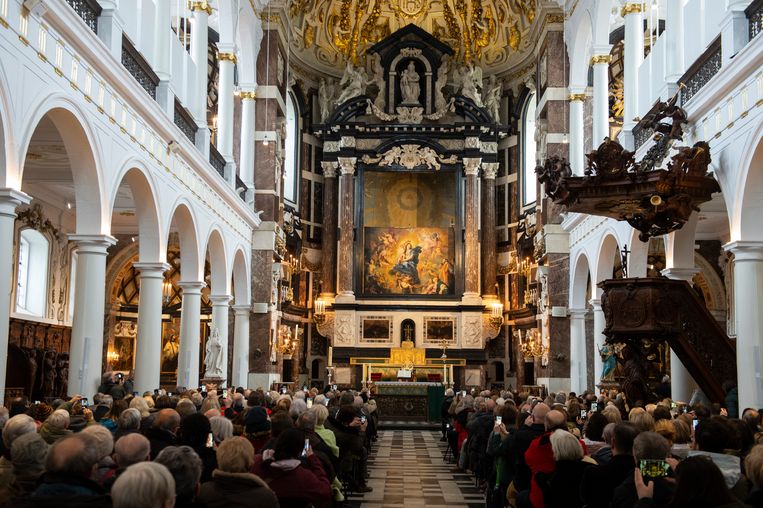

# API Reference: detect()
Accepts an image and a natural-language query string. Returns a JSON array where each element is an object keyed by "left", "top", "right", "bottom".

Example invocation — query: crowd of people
[
  {"left": 0, "top": 373, "right": 378, "bottom": 508},
  {"left": 442, "top": 387, "right": 763, "bottom": 508}
]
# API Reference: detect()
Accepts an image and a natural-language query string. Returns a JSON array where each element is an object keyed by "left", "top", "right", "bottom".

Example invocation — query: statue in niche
[
  {"left": 483, "top": 75, "right": 502, "bottom": 121},
  {"left": 21, "top": 347, "right": 38, "bottom": 398},
  {"left": 400, "top": 61, "right": 421, "bottom": 105},
  {"left": 457, "top": 64, "right": 483, "bottom": 106},
  {"left": 204, "top": 328, "right": 224, "bottom": 378},
  {"left": 433, "top": 55, "right": 450, "bottom": 112},
  {"left": 41, "top": 350, "right": 57, "bottom": 396},
  {"left": 335, "top": 63, "right": 368, "bottom": 106},
  {"left": 56, "top": 352, "right": 69, "bottom": 398},
  {"left": 369, "top": 53, "right": 386, "bottom": 110}
]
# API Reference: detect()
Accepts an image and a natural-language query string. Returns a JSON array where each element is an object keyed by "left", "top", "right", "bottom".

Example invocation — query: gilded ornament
[
  {"left": 621, "top": 2, "right": 643, "bottom": 17},
  {"left": 568, "top": 93, "right": 587, "bottom": 102},
  {"left": 590, "top": 54, "right": 612, "bottom": 66},
  {"left": 188, "top": 1, "right": 212, "bottom": 14},
  {"left": 217, "top": 52, "right": 237, "bottom": 63},
  {"left": 239, "top": 91, "right": 257, "bottom": 100}
]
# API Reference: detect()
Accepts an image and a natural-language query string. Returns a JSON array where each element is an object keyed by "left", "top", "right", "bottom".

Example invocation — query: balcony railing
[
  {"left": 235, "top": 174, "right": 248, "bottom": 201},
  {"left": 173, "top": 100, "right": 196, "bottom": 143},
  {"left": 209, "top": 143, "right": 226, "bottom": 179},
  {"left": 748, "top": 0, "right": 763, "bottom": 40},
  {"left": 633, "top": 124, "right": 654, "bottom": 151},
  {"left": 64, "top": 0, "right": 101, "bottom": 34},
  {"left": 679, "top": 37, "right": 722, "bottom": 105},
  {"left": 121, "top": 36, "right": 159, "bottom": 100}
]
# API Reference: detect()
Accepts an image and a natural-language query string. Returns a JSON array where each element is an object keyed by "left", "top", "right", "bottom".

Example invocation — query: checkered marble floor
[{"left": 348, "top": 430, "right": 485, "bottom": 508}]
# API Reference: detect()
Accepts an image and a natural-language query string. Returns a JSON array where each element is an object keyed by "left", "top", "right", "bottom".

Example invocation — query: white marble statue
[
  {"left": 335, "top": 63, "right": 368, "bottom": 106},
  {"left": 370, "top": 53, "right": 386, "bottom": 110},
  {"left": 433, "top": 54, "right": 450, "bottom": 112},
  {"left": 318, "top": 77, "right": 335, "bottom": 123},
  {"left": 483, "top": 74, "right": 502, "bottom": 121},
  {"left": 204, "top": 328, "right": 224, "bottom": 378},
  {"left": 400, "top": 61, "right": 421, "bottom": 104},
  {"left": 458, "top": 64, "right": 483, "bottom": 107}
]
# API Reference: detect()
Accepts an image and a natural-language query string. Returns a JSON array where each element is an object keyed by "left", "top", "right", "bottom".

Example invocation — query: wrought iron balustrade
[
  {"left": 748, "top": 0, "right": 763, "bottom": 40},
  {"left": 633, "top": 123, "right": 653, "bottom": 150},
  {"left": 121, "top": 36, "right": 159, "bottom": 100},
  {"left": 64, "top": 0, "right": 101, "bottom": 34},
  {"left": 209, "top": 143, "right": 226, "bottom": 179},
  {"left": 173, "top": 100, "right": 196, "bottom": 143},
  {"left": 679, "top": 38, "right": 722, "bottom": 105}
]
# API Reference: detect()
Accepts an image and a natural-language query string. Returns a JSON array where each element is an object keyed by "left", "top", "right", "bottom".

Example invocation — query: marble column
[
  {"left": 591, "top": 53, "right": 611, "bottom": 147},
  {"left": 590, "top": 298, "right": 605, "bottom": 390},
  {"left": 239, "top": 89, "right": 257, "bottom": 193},
  {"left": 209, "top": 294, "right": 232, "bottom": 381},
  {"left": 189, "top": 1, "right": 211, "bottom": 152},
  {"left": 152, "top": 0, "right": 173, "bottom": 116},
  {"left": 216, "top": 48, "right": 236, "bottom": 161},
  {"left": 725, "top": 242, "right": 763, "bottom": 410},
  {"left": 0, "top": 190, "right": 30, "bottom": 404},
  {"left": 232, "top": 305, "right": 250, "bottom": 388},
  {"left": 68, "top": 234, "right": 117, "bottom": 397},
  {"left": 568, "top": 92, "right": 586, "bottom": 176},
  {"left": 481, "top": 162, "right": 499, "bottom": 297},
  {"left": 321, "top": 161, "right": 339, "bottom": 297},
  {"left": 177, "top": 281, "right": 205, "bottom": 389},
  {"left": 133, "top": 262, "right": 170, "bottom": 394},
  {"left": 463, "top": 157, "right": 481, "bottom": 302},
  {"left": 336, "top": 157, "right": 356, "bottom": 301},
  {"left": 569, "top": 308, "right": 588, "bottom": 394},
  {"left": 664, "top": 0, "right": 684, "bottom": 94},
  {"left": 622, "top": 2, "right": 644, "bottom": 148}
]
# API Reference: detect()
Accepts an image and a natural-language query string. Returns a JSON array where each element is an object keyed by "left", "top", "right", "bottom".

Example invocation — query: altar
[{"left": 374, "top": 382, "right": 444, "bottom": 421}]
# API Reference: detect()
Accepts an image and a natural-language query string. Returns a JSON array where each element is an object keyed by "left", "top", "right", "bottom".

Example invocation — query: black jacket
[
  {"left": 611, "top": 474, "right": 675, "bottom": 508},
  {"left": 580, "top": 453, "right": 635, "bottom": 508},
  {"left": 511, "top": 423, "right": 546, "bottom": 492},
  {"left": 536, "top": 459, "right": 592, "bottom": 508},
  {"left": 144, "top": 427, "right": 177, "bottom": 459},
  {"left": 9, "top": 473, "right": 111, "bottom": 508}
]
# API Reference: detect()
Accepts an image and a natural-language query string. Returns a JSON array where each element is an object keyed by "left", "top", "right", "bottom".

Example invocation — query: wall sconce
[
  {"left": 489, "top": 301, "right": 503, "bottom": 329},
  {"left": 314, "top": 298, "right": 326, "bottom": 324}
]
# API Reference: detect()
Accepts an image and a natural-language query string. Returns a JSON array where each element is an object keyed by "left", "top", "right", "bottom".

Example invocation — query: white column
[
  {"left": 189, "top": 1, "right": 211, "bottom": 153},
  {"left": 133, "top": 262, "right": 170, "bottom": 394},
  {"left": 568, "top": 92, "right": 586, "bottom": 176},
  {"left": 68, "top": 234, "right": 117, "bottom": 397},
  {"left": 590, "top": 298, "right": 605, "bottom": 390},
  {"left": 661, "top": 268, "right": 701, "bottom": 402},
  {"left": 96, "top": 0, "right": 123, "bottom": 61},
  {"left": 591, "top": 52, "right": 611, "bottom": 147},
  {"left": 725, "top": 242, "right": 763, "bottom": 410},
  {"left": 569, "top": 308, "right": 588, "bottom": 394},
  {"left": 663, "top": 0, "right": 685, "bottom": 94},
  {"left": 232, "top": 304, "right": 250, "bottom": 388},
  {"left": 239, "top": 88, "right": 257, "bottom": 194},
  {"left": 622, "top": 2, "right": 644, "bottom": 149},
  {"left": 216, "top": 48, "right": 236, "bottom": 161},
  {"left": 177, "top": 281, "right": 205, "bottom": 389},
  {"left": 0, "top": 190, "right": 31, "bottom": 405},
  {"left": 153, "top": 0, "right": 174, "bottom": 116},
  {"left": 721, "top": 0, "right": 752, "bottom": 65},
  {"left": 209, "top": 294, "right": 232, "bottom": 382}
]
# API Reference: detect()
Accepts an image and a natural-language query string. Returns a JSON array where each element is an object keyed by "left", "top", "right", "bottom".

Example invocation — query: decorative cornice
[
  {"left": 482, "top": 162, "right": 500, "bottom": 180},
  {"left": 568, "top": 93, "right": 587, "bottom": 102},
  {"left": 188, "top": 1, "right": 213, "bottom": 15},
  {"left": 217, "top": 52, "right": 237, "bottom": 64},
  {"left": 361, "top": 144, "right": 458, "bottom": 171},
  {"left": 337, "top": 157, "right": 357, "bottom": 176},
  {"left": 463, "top": 157, "right": 482, "bottom": 176},
  {"left": 320, "top": 161, "right": 339, "bottom": 178},
  {"left": 621, "top": 3, "right": 643, "bottom": 17},
  {"left": 239, "top": 91, "right": 257, "bottom": 101},
  {"left": 590, "top": 54, "right": 612, "bottom": 66}
]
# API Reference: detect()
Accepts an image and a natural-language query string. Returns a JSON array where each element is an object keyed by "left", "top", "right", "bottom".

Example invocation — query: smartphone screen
[
  {"left": 281, "top": 387, "right": 287, "bottom": 394},
  {"left": 640, "top": 459, "right": 669, "bottom": 479},
  {"left": 81, "top": 398, "right": 89, "bottom": 407},
  {"left": 307, "top": 398, "right": 313, "bottom": 409},
  {"left": 580, "top": 409, "right": 587, "bottom": 419},
  {"left": 693, "top": 419, "right": 699, "bottom": 430},
  {"left": 361, "top": 415, "right": 367, "bottom": 424},
  {"left": 495, "top": 416, "right": 503, "bottom": 425},
  {"left": 591, "top": 402, "right": 598, "bottom": 412},
  {"left": 133, "top": 391, "right": 138, "bottom": 397},
  {"left": 324, "top": 399, "right": 330, "bottom": 406},
  {"left": 461, "top": 390, "right": 466, "bottom": 397}
]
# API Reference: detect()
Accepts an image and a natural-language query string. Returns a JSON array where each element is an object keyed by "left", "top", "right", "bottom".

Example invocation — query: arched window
[
  {"left": 16, "top": 229, "right": 49, "bottom": 317},
  {"left": 522, "top": 93, "right": 537, "bottom": 206},
  {"left": 283, "top": 91, "right": 300, "bottom": 206}
]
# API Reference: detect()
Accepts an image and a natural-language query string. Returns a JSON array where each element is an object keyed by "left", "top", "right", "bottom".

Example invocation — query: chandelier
[
  {"left": 517, "top": 328, "right": 548, "bottom": 359},
  {"left": 275, "top": 324, "right": 300, "bottom": 359},
  {"left": 314, "top": 298, "right": 327, "bottom": 324}
]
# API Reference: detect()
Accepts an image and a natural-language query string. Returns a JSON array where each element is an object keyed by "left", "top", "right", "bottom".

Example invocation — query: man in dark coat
[
  {"left": 610, "top": 432, "right": 675, "bottom": 508},
  {"left": 143, "top": 408, "right": 179, "bottom": 459},
  {"left": 441, "top": 389, "right": 455, "bottom": 441},
  {"left": 326, "top": 406, "right": 372, "bottom": 492},
  {"left": 580, "top": 422, "right": 639, "bottom": 508},
  {"left": 511, "top": 402, "right": 549, "bottom": 497}
]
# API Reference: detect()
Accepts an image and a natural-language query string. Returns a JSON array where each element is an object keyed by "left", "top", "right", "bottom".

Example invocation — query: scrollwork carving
[{"left": 361, "top": 144, "right": 458, "bottom": 171}]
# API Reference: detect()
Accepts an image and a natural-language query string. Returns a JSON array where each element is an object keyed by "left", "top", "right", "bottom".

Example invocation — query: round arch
[
  {"left": 570, "top": 251, "right": 591, "bottom": 309},
  {"left": 202, "top": 226, "right": 229, "bottom": 295},
  {"left": 594, "top": 232, "right": 621, "bottom": 296},
  {"left": 732, "top": 124, "right": 763, "bottom": 242},
  {"left": 567, "top": 10, "right": 593, "bottom": 89},
  {"left": 0, "top": 58, "right": 17, "bottom": 188},
  {"left": 231, "top": 246, "right": 251, "bottom": 306},
  {"left": 165, "top": 200, "right": 202, "bottom": 282},
  {"left": 18, "top": 95, "right": 106, "bottom": 235},
  {"left": 236, "top": 4, "right": 263, "bottom": 87},
  {"left": 110, "top": 160, "right": 163, "bottom": 263}
]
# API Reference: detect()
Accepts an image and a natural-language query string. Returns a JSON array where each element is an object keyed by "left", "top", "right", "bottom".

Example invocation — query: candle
[{"left": 328, "top": 346, "right": 333, "bottom": 367}]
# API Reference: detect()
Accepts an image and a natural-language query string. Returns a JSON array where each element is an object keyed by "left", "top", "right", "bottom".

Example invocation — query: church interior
[{"left": 0, "top": 0, "right": 763, "bottom": 505}]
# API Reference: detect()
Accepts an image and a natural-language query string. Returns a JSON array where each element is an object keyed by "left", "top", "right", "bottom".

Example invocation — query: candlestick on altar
[{"left": 328, "top": 346, "right": 333, "bottom": 367}]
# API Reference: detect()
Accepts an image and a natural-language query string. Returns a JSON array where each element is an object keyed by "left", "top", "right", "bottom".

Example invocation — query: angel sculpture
[
  {"left": 483, "top": 75, "right": 502, "bottom": 121},
  {"left": 369, "top": 53, "right": 386, "bottom": 110},
  {"left": 458, "top": 64, "right": 483, "bottom": 106},
  {"left": 318, "top": 77, "right": 335, "bottom": 123},
  {"left": 335, "top": 63, "right": 368, "bottom": 106},
  {"left": 433, "top": 54, "right": 451, "bottom": 112}
]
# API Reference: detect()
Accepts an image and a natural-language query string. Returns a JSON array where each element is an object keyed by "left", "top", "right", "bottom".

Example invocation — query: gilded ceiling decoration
[{"left": 287, "top": 0, "right": 539, "bottom": 74}]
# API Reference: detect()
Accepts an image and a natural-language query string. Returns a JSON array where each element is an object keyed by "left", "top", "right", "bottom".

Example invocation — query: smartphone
[
  {"left": 324, "top": 399, "right": 330, "bottom": 406},
  {"left": 302, "top": 385, "right": 308, "bottom": 392},
  {"left": 307, "top": 398, "right": 313, "bottom": 409},
  {"left": 671, "top": 402, "right": 677, "bottom": 409},
  {"left": 154, "top": 389, "right": 159, "bottom": 395},
  {"left": 300, "top": 437, "right": 310, "bottom": 458},
  {"left": 639, "top": 459, "right": 669, "bottom": 480},
  {"left": 693, "top": 419, "right": 699, "bottom": 431},
  {"left": 446, "top": 423, "right": 451, "bottom": 429},
  {"left": 332, "top": 384, "right": 337, "bottom": 391},
  {"left": 223, "top": 391, "right": 229, "bottom": 400},
  {"left": 461, "top": 390, "right": 466, "bottom": 397},
  {"left": 81, "top": 398, "right": 89, "bottom": 407},
  {"left": 281, "top": 387, "right": 287, "bottom": 394},
  {"left": 591, "top": 402, "right": 598, "bottom": 412},
  {"left": 168, "top": 392, "right": 173, "bottom": 397},
  {"left": 34, "top": 400, "right": 40, "bottom": 405},
  {"left": 580, "top": 409, "right": 587, "bottom": 419},
  {"left": 361, "top": 415, "right": 367, "bottom": 424},
  {"left": 133, "top": 391, "right": 138, "bottom": 397},
  {"left": 496, "top": 416, "right": 503, "bottom": 425}
]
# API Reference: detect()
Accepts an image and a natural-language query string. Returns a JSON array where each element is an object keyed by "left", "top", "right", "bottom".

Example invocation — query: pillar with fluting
[
  {"left": 232, "top": 305, "right": 250, "bottom": 388},
  {"left": 569, "top": 308, "right": 588, "bottom": 394},
  {"left": 133, "top": 262, "right": 170, "bottom": 394},
  {"left": 152, "top": 0, "right": 173, "bottom": 116},
  {"left": 725, "top": 242, "right": 763, "bottom": 410},
  {"left": 177, "top": 281, "right": 205, "bottom": 389},
  {"left": 463, "top": 157, "right": 481, "bottom": 302},
  {"left": 239, "top": 89, "right": 257, "bottom": 194},
  {"left": 0, "top": 190, "right": 30, "bottom": 404},
  {"left": 68, "top": 234, "right": 117, "bottom": 397},
  {"left": 622, "top": 2, "right": 644, "bottom": 148},
  {"left": 209, "top": 294, "right": 232, "bottom": 381},
  {"left": 321, "top": 161, "right": 339, "bottom": 297},
  {"left": 189, "top": 1, "right": 211, "bottom": 151},
  {"left": 590, "top": 298, "right": 605, "bottom": 389},
  {"left": 481, "top": 162, "right": 499, "bottom": 297},
  {"left": 591, "top": 53, "right": 611, "bottom": 147},
  {"left": 336, "top": 157, "right": 356, "bottom": 301},
  {"left": 568, "top": 92, "right": 586, "bottom": 175},
  {"left": 216, "top": 48, "right": 236, "bottom": 161}
]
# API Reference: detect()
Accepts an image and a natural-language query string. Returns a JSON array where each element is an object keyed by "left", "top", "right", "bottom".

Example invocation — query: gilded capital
[
  {"left": 217, "top": 52, "right": 237, "bottom": 63},
  {"left": 621, "top": 2, "right": 642, "bottom": 17},
  {"left": 568, "top": 93, "right": 587, "bottom": 102},
  {"left": 188, "top": 1, "right": 212, "bottom": 15},
  {"left": 463, "top": 157, "right": 482, "bottom": 176},
  {"left": 321, "top": 161, "right": 339, "bottom": 178},
  {"left": 482, "top": 162, "right": 499, "bottom": 180},
  {"left": 590, "top": 54, "right": 611, "bottom": 66},
  {"left": 239, "top": 91, "right": 257, "bottom": 101},
  {"left": 337, "top": 157, "right": 357, "bottom": 176}
]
